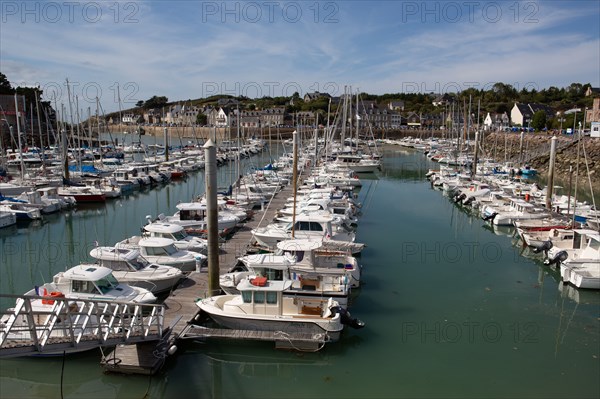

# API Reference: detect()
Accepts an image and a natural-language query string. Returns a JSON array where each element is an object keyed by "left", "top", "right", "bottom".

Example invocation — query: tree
[
  {"left": 136, "top": 100, "right": 144, "bottom": 108},
  {"left": 531, "top": 110, "right": 547, "bottom": 131},
  {"left": 143, "top": 96, "right": 168, "bottom": 109},
  {"left": 0, "top": 72, "right": 15, "bottom": 94},
  {"left": 196, "top": 113, "right": 207, "bottom": 125}
]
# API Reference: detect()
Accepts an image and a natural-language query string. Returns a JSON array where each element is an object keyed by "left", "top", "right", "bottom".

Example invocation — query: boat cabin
[
  {"left": 90, "top": 247, "right": 150, "bottom": 272},
  {"left": 55, "top": 265, "right": 121, "bottom": 295}
]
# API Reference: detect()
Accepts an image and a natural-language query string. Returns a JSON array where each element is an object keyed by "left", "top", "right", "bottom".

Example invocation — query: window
[
  {"left": 265, "top": 268, "right": 283, "bottom": 280},
  {"left": 241, "top": 290, "right": 252, "bottom": 303},
  {"left": 71, "top": 280, "right": 100, "bottom": 294},
  {"left": 254, "top": 291, "right": 265, "bottom": 304},
  {"left": 266, "top": 292, "right": 277, "bottom": 304}
]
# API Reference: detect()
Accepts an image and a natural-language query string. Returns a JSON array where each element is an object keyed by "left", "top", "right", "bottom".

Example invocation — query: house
[
  {"left": 510, "top": 102, "right": 554, "bottom": 126},
  {"left": 586, "top": 98, "right": 600, "bottom": 123},
  {"left": 260, "top": 107, "right": 286, "bottom": 127},
  {"left": 484, "top": 113, "right": 493, "bottom": 130},
  {"left": 239, "top": 110, "right": 262, "bottom": 128},
  {"left": 207, "top": 106, "right": 238, "bottom": 127},
  {"left": 388, "top": 101, "right": 405, "bottom": 111},
  {"left": 390, "top": 112, "right": 402, "bottom": 128},
  {"left": 432, "top": 93, "right": 453, "bottom": 107},
  {"left": 585, "top": 87, "right": 600, "bottom": 97},
  {"left": 217, "top": 98, "right": 239, "bottom": 107},
  {"left": 303, "top": 92, "right": 331, "bottom": 102},
  {"left": 405, "top": 112, "right": 421, "bottom": 127},
  {"left": 143, "top": 108, "right": 163, "bottom": 124},
  {"left": 122, "top": 113, "right": 139, "bottom": 125}
]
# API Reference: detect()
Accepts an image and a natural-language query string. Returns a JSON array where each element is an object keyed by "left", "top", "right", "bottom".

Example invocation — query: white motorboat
[
  {"left": 143, "top": 217, "right": 208, "bottom": 253},
  {"left": 197, "top": 279, "right": 364, "bottom": 343},
  {"left": 251, "top": 213, "right": 356, "bottom": 250},
  {"left": 482, "top": 198, "right": 550, "bottom": 226},
  {"left": 35, "top": 265, "right": 157, "bottom": 304},
  {"left": 333, "top": 154, "right": 380, "bottom": 173},
  {"left": 160, "top": 202, "right": 240, "bottom": 233},
  {"left": 0, "top": 202, "right": 42, "bottom": 221},
  {"left": 545, "top": 230, "right": 600, "bottom": 289},
  {"left": 89, "top": 246, "right": 184, "bottom": 294},
  {"left": 0, "top": 210, "right": 17, "bottom": 228},
  {"left": 221, "top": 239, "right": 359, "bottom": 306},
  {"left": 519, "top": 228, "right": 580, "bottom": 252},
  {"left": 116, "top": 237, "right": 206, "bottom": 272},
  {"left": 12, "top": 190, "right": 62, "bottom": 214}
]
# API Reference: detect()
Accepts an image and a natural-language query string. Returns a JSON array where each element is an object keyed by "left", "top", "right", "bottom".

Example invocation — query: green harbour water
[{"left": 0, "top": 144, "right": 598, "bottom": 399}]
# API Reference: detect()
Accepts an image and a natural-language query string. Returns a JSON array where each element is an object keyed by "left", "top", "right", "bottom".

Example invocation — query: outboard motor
[
  {"left": 330, "top": 306, "right": 365, "bottom": 329},
  {"left": 454, "top": 193, "right": 467, "bottom": 204},
  {"left": 464, "top": 196, "right": 475, "bottom": 206},
  {"left": 532, "top": 240, "right": 553, "bottom": 254},
  {"left": 544, "top": 250, "right": 568, "bottom": 266},
  {"left": 482, "top": 212, "right": 498, "bottom": 222}
]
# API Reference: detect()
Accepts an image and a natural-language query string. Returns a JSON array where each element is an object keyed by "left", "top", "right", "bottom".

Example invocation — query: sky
[{"left": 1, "top": 0, "right": 599, "bottom": 113}]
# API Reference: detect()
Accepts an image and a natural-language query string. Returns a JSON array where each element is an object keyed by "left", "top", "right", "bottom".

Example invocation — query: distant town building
[
  {"left": 432, "top": 93, "right": 453, "bottom": 107},
  {"left": 303, "top": 92, "right": 332, "bottom": 102},
  {"left": 260, "top": 107, "right": 285, "bottom": 127},
  {"left": 510, "top": 102, "right": 554, "bottom": 126},
  {"left": 586, "top": 97, "right": 600, "bottom": 123},
  {"left": 143, "top": 108, "right": 163, "bottom": 124},
  {"left": 388, "top": 101, "right": 405, "bottom": 111},
  {"left": 122, "top": 113, "right": 141, "bottom": 124},
  {"left": 405, "top": 112, "right": 421, "bottom": 127},
  {"left": 585, "top": 87, "right": 600, "bottom": 97}
]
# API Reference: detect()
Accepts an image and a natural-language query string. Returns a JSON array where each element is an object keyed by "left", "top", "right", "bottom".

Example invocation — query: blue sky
[{"left": 1, "top": 0, "right": 599, "bottom": 113}]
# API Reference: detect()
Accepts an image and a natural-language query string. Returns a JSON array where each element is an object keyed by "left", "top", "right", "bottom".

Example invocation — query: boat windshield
[
  {"left": 172, "top": 230, "right": 187, "bottom": 240},
  {"left": 164, "top": 244, "right": 178, "bottom": 255},
  {"left": 127, "top": 256, "right": 149, "bottom": 271},
  {"left": 94, "top": 274, "right": 119, "bottom": 294}
]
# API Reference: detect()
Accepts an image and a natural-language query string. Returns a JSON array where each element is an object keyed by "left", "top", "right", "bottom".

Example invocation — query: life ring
[{"left": 42, "top": 291, "right": 65, "bottom": 305}]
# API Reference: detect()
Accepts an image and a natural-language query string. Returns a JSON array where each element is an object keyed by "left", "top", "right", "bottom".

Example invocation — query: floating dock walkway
[{"left": 100, "top": 173, "right": 307, "bottom": 374}]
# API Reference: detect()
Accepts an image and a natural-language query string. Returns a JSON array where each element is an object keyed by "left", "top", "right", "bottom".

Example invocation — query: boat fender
[{"left": 167, "top": 345, "right": 177, "bottom": 356}]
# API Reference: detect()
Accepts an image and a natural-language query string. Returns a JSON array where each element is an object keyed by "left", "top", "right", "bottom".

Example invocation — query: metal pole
[
  {"left": 204, "top": 139, "right": 220, "bottom": 295},
  {"left": 519, "top": 130, "right": 525, "bottom": 166},
  {"left": 567, "top": 165, "right": 572, "bottom": 217},
  {"left": 164, "top": 127, "right": 169, "bottom": 162},
  {"left": 545, "top": 136, "right": 557, "bottom": 209},
  {"left": 472, "top": 131, "right": 479, "bottom": 178},
  {"left": 13, "top": 95, "right": 25, "bottom": 180},
  {"left": 291, "top": 130, "right": 298, "bottom": 239}
]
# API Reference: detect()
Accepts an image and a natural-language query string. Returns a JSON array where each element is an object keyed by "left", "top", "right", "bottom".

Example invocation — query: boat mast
[
  {"left": 340, "top": 86, "right": 348, "bottom": 153},
  {"left": 13, "top": 94, "right": 25, "bottom": 180},
  {"left": 291, "top": 129, "right": 298, "bottom": 239},
  {"left": 34, "top": 90, "right": 46, "bottom": 173}
]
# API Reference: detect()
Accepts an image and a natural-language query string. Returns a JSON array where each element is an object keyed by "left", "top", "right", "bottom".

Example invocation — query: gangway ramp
[{"left": 0, "top": 294, "right": 165, "bottom": 358}]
